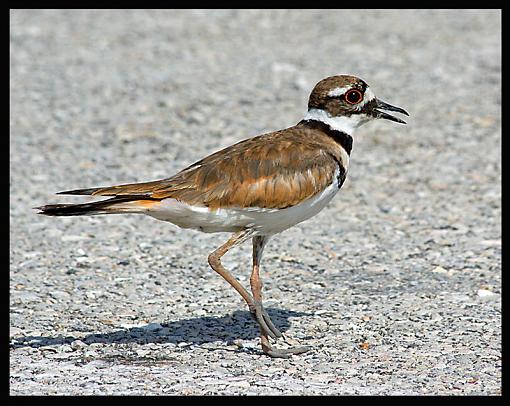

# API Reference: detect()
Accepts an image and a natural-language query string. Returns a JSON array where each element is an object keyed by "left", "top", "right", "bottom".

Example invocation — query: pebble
[
  {"left": 136, "top": 349, "right": 152, "bottom": 357},
  {"left": 71, "top": 340, "right": 87, "bottom": 350},
  {"left": 10, "top": 327, "right": 24, "bottom": 338},
  {"left": 477, "top": 289, "right": 499, "bottom": 299},
  {"left": 228, "top": 381, "right": 251, "bottom": 389},
  {"left": 143, "top": 323, "right": 163, "bottom": 331}
]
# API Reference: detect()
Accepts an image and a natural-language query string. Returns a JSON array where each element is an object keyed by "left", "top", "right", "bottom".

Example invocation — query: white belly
[{"left": 145, "top": 173, "right": 341, "bottom": 236}]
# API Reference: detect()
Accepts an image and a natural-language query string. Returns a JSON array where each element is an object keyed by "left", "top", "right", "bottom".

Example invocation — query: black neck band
[{"left": 298, "top": 119, "right": 353, "bottom": 155}]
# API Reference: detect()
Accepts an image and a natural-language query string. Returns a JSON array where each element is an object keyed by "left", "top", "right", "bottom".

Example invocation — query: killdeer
[{"left": 36, "top": 75, "right": 408, "bottom": 358}]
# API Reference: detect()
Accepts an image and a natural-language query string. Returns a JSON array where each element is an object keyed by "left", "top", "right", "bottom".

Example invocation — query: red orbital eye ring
[{"left": 344, "top": 89, "right": 363, "bottom": 104}]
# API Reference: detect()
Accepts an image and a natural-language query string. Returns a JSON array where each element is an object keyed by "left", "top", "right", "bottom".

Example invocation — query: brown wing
[{"left": 61, "top": 128, "right": 342, "bottom": 210}]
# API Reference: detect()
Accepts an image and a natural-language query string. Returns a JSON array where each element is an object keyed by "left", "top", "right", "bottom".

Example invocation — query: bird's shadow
[{"left": 10, "top": 308, "right": 311, "bottom": 352}]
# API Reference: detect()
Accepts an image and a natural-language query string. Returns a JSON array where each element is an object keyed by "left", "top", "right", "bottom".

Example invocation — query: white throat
[{"left": 303, "top": 108, "right": 371, "bottom": 135}]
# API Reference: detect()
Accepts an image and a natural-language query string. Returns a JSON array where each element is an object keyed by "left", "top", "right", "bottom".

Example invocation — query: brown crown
[{"left": 308, "top": 75, "right": 369, "bottom": 115}]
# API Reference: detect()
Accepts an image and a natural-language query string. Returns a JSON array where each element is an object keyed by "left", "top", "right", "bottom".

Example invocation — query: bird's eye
[{"left": 344, "top": 89, "right": 363, "bottom": 105}]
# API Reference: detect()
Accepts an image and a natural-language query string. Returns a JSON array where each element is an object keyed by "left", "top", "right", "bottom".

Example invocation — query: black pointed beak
[{"left": 373, "top": 99, "right": 409, "bottom": 124}]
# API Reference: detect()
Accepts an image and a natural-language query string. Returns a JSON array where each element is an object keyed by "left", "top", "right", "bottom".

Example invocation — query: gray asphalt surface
[{"left": 10, "top": 10, "right": 501, "bottom": 395}]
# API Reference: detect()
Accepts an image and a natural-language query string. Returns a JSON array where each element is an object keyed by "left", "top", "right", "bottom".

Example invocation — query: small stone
[
  {"left": 10, "top": 327, "right": 24, "bottom": 338},
  {"left": 228, "top": 380, "right": 250, "bottom": 389},
  {"left": 478, "top": 239, "right": 501, "bottom": 247},
  {"left": 84, "top": 350, "right": 98, "bottom": 358},
  {"left": 39, "top": 346, "right": 58, "bottom": 352},
  {"left": 86, "top": 291, "right": 99, "bottom": 299},
  {"left": 75, "top": 256, "right": 90, "bottom": 264},
  {"left": 432, "top": 266, "right": 449, "bottom": 274},
  {"left": 477, "top": 289, "right": 499, "bottom": 299},
  {"left": 192, "top": 309, "right": 207, "bottom": 316},
  {"left": 139, "top": 242, "right": 153, "bottom": 250},
  {"left": 307, "top": 373, "right": 335, "bottom": 383},
  {"left": 119, "top": 322, "right": 146, "bottom": 329},
  {"left": 136, "top": 348, "right": 151, "bottom": 357},
  {"left": 71, "top": 340, "right": 87, "bottom": 350},
  {"left": 431, "top": 314, "right": 443, "bottom": 322},
  {"left": 359, "top": 342, "right": 370, "bottom": 350},
  {"left": 143, "top": 323, "right": 162, "bottom": 331}
]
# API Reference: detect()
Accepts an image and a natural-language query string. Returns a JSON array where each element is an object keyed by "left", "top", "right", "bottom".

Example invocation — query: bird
[{"left": 35, "top": 74, "right": 408, "bottom": 358}]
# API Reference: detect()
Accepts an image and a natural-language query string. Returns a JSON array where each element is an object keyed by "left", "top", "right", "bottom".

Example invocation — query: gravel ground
[{"left": 10, "top": 10, "right": 501, "bottom": 395}]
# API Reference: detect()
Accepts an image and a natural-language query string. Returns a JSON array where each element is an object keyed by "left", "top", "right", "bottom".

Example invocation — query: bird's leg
[
  {"left": 250, "top": 236, "right": 311, "bottom": 358},
  {"left": 207, "top": 230, "right": 279, "bottom": 340},
  {"left": 250, "top": 236, "right": 281, "bottom": 343}
]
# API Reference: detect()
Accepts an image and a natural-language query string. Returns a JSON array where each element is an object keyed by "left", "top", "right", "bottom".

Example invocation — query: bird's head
[{"left": 304, "top": 75, "right": 409, "bottom": 134}]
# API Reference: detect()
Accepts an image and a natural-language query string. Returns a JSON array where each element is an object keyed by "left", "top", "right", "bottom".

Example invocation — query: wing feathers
[{"left": 53, "top": 126, "right": 346, "bottom": 210}]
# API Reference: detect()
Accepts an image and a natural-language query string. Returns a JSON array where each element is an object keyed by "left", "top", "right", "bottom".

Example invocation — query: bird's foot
[
  {"left": 261, "top": 342, "right": 312, "bottom": 359},
  {"left": 248, "top": 301, "right": 311, "bottom": 357},
  {"left": 248, "top": 300, "right": 283, "bottom": 340}
]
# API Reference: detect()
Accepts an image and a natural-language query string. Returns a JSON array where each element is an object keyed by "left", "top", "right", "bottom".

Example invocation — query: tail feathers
[
  {"left": 34, "top": 196, "right": 156, "bottom": 216},
  {"left": 56, "top": 187, "right": 102, "bottom": 196}
]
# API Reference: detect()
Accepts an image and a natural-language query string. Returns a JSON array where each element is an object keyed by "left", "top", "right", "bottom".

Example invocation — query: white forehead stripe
[
  {"left": 327, "top": 86, "right": 376, "bottom": 107},
  {"left": 327, "top": 86, "right": 351, "bottom": 97}
]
